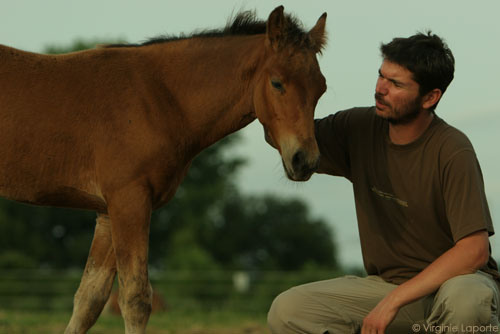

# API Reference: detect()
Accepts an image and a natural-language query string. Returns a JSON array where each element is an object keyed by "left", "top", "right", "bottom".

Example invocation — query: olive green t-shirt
[{"left": 315, "top": 107, "right": 499, "bottom": 284}]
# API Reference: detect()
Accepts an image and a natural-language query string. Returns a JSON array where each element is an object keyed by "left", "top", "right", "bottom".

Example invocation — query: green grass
[{"left": 0, "top": 309, "right": 269, "bottom": 334}]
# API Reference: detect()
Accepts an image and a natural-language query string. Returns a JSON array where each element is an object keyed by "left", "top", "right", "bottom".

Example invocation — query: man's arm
[
  {"left": 361, "top": 229, "right": 490, "bottom": 334},
  {"left": 314, "top": 112, "right": 351, "bottom": 177}
]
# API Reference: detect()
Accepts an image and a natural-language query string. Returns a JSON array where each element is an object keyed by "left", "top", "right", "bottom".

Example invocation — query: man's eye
[{"left": 390, "top": 80, "right": 402, "bottom": 88}]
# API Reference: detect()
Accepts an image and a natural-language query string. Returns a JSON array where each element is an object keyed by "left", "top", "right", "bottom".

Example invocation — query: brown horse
[{"left": 0, "top": 6, "right": 327, "bottom": 334}]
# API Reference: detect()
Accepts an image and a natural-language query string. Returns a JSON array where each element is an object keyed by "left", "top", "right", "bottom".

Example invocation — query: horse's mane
[{"left": 106, "top": 10, "right": 311, "bottom": 49}]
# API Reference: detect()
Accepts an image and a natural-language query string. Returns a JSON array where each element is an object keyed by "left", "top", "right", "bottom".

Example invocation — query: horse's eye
[{"left": 271, "top": 80, "right": 284, "bottom": 92}]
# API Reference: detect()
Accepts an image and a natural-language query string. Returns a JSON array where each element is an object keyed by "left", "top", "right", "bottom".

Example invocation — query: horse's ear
[
  {"left": 308, "top": 12, "right": 327, "bottom": 54},
  {"left": 266, "top": 5, "right": 285, "bottom": 51}
]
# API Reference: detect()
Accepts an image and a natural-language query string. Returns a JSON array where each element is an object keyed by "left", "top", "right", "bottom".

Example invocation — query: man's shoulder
[
  {"left": 333, "top": 106, "right": 374, "bottom": 118},
  {"left": 433, "top": 117, "right": 474, "bottom": 153},
  {"left": 316, "top": 106, "right": 376, "bottom": 126},
  {"left": 430, "top": 117, "right": 476, "bottom": 165}
]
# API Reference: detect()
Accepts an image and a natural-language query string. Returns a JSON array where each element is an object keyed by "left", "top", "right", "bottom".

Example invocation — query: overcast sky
[{"left": 1, "top": 0, "right": 499, "bottom": 268}]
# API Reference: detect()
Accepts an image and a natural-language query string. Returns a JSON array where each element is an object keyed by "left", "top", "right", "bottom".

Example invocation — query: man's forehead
[{"left": 380, "top": 60, "right": 415, "bottom": 82}]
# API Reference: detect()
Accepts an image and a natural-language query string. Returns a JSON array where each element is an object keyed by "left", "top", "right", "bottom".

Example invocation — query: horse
[{"left": 0, "top": 6, "right": 327, "bottom": 334}]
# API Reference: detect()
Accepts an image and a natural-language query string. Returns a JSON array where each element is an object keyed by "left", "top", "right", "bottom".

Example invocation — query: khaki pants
[{"left": 268, "top": 272, "right": 500, "bottom": 334}]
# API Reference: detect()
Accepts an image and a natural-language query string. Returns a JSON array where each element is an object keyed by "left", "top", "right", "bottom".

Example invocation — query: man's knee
[
  {"left": 268, "top": 285, "right": 357, "bottom": 334},
  {"left": 430, "top": 273, "right": 499, "bottom": 326},
  {"left": 268, "top": 288, "right": 305, "bottom": 333}
]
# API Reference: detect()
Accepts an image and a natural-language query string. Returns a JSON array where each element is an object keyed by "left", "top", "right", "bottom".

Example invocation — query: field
[
  {"left": 0, "top": 309, "right": 269, "bottom": 334},
  {"left": 0, "top": 269, "right": 346, "bottom": 334}
]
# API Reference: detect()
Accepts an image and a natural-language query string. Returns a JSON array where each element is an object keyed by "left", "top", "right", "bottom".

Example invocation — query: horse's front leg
[
  {"left": 108, "top": 184, "right": 153, "bottom": 334},
  {"left": 65, "top": 214, "right": 117, "bottom": 334}
]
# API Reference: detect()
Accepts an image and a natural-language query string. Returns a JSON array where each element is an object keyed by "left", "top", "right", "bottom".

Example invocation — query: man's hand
[
  {"left": 362, "top": 293, "right": 400, "bottom": 334},
  {"left": 361, "top": 230, "right": 489, "bottom": 334}
]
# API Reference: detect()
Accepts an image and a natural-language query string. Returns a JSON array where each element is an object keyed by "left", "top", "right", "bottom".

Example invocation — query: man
[{"left": 268, "top": 32, "right": 500, "bottom": 334}]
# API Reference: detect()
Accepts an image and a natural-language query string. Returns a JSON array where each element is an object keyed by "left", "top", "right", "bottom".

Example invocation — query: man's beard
[{"left": 375, "top": 93, "right": 423, "bottom": 125}]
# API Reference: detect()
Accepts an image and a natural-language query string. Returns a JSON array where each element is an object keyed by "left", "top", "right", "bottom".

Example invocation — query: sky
[{"left": 1, "top": 0, "right": 499, "bottom": 269}]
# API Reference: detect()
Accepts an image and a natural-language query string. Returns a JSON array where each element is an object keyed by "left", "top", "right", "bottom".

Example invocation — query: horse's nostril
[{"left": 292, "top": 150, "right": 305, "bottom": 170}]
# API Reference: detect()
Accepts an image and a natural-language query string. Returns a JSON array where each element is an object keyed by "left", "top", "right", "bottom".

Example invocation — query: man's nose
[{"left": 376, "top": 78, "right": 388, "bottom": 95}]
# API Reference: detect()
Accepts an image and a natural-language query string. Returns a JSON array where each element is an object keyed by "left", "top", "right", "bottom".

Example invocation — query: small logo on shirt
[{"left": 371, "top": 186, "right": 408, "bottom": 207}]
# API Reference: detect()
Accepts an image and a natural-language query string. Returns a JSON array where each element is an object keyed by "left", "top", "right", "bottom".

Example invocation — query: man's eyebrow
[{"left": 378, "top": 69, "right": 406, "bottom": 86}]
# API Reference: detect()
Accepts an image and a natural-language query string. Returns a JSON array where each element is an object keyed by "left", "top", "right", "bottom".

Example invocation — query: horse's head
[{"left": 254, "top": 6, "right": 327, "bottom": 181}]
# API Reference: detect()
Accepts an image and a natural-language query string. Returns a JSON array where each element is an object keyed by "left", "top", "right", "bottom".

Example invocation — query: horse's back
[
  {"left": 0, "top": 44, "right": 180, "bottom": 211},
  {"left": 0, "top": 45, "right": 108, "bottom": 208}
]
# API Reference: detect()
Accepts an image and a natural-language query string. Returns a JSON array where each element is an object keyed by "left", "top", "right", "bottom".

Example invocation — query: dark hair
[
  {"left": 380, "top": 31, "right": 455, "bottom": 110},
  {"left": 107, "top": 11, "right": 315, "bottom": 51}
]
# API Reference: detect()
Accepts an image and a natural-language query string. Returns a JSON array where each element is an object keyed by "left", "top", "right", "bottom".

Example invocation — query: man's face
[{"left": 374, "top": 60, "right": 423, "bottom": 124}]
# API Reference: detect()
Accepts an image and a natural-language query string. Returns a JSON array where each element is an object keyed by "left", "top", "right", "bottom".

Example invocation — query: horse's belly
[
  {"left": 31, "top": 187, "right": 107, "bottom": 213},
  {"left": 0, "top": 184, "right": 107, "bottom": 213},
  {"left": 0, "top": 159, "right": 106, "bottom": 212}
]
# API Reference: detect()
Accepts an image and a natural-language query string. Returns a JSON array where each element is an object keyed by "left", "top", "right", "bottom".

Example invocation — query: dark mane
[{"left": 106, "top": 10, "right": 310, "bottom": 48}]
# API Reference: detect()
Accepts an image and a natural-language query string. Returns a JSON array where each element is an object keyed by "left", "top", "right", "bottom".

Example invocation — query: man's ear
[{"left": 422, "top": 88, "right": 442, "bottom": 110}]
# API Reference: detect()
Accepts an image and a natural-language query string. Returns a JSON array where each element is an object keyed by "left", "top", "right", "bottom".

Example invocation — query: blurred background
[{"left": 1, "top": 1, "right": 499, "bottom": 332}]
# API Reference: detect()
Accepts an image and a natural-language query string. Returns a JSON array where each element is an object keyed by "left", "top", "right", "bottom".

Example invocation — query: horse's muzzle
[{"left": 283, "top": 149, "right": 320, "bottom": 181}]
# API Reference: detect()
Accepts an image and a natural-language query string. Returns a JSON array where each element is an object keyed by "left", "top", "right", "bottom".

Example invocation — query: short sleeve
[
  {"left": 442, "top": 149, "right": 494, "bottom": 242},
  {"left": 314, "top": 110, "right": 352, "bottom": 178}
]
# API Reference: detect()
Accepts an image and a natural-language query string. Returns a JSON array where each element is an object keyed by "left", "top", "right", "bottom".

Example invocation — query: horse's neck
[{"left": 147, "top": 36, "right": 266, "bottom": 153}]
